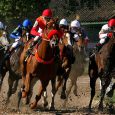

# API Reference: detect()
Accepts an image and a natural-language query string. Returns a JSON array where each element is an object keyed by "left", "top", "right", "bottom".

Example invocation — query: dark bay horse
[
  {"left": 55, "top": 32, "right": 74, "bottom": 99},
  {"left": 50, "top": 29, "right": 87, "bottom": 102},
  {"left": 19, "top": 19, "right": 60, "bottom": 109},
  {"left": 88, "top": 33, "right": 115, "bottom": 111},
  {"left": 0, "top": 29, "right": 30, "bottom": 103}
]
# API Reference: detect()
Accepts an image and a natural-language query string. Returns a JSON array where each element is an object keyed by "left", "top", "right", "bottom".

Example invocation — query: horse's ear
[{"left": 52, "top": 17, "right": 59, "bottom": 23}]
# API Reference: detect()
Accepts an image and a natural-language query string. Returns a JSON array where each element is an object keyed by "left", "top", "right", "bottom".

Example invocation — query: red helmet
[
  {"left": 42, "top": 9, "right": 52, "bottom": 17},
  {"left": 108, "top": 19, "right": 115, "bottom": 27}
]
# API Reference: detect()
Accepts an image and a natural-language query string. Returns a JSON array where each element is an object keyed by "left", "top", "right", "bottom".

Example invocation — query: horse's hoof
[
  {"left": 22, "top": 91, "right": 27, "bottom": 98},
  {"left": 29, "top": 102, "right": 37, "bottom": 109},
  {"left": 61, "top": 93, "right": 66, "bottom": 99},
  {"left": 98, "top": 106, "right": 103, "bottom": 111},
  {"left": 50, "top": 106, "right": 55, "bottom": 110},
  {"left": 88, "top": 108, "right": 92, "bottom": 112},
  {"left": 44, "top": 102, "right": 48, "bottom": 107},
  {"left": 73, "top": 90, "right": 78, "bottom": 96}
]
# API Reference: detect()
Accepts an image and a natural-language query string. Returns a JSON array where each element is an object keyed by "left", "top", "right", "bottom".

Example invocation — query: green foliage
[{"left": 0, "top": 0, "right": 50, "bottom": 23}]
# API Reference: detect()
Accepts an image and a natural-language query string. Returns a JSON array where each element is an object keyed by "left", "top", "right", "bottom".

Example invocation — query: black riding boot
[{"left": 25, "top": 39, "right": 42, "bottom": 61}]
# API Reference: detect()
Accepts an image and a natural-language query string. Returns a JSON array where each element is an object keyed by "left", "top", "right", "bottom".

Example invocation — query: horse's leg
[
  {"left": 22, "top": 73, "right": 31, "bottom": 98},
  {"left": 0, "top": 61, "right": 6, "bottom": 90},
  {"left": 6, "top": 73, "right": 14, "bottom": 103},
  {"left": 65, "top": 77, "right": 73, "bottom": 99},
  {"left": 0, "top": 74, "right": 4, "bottom": 91},
  {"left": 88, "top": 71, "right": 98, "bottom": 110},
  {"left": 56, "top": 75, "right": 63, "bottom": 94},
  {"left": 61, "top": 74, "right": 69, "bottom": 99},
  {"left": 42, "top": 89, "right": 48, "bottom": 108},
  {"left": 50, "top": 79, "right": 56, "bottom": 110},
  {"left": 98, "top": 77, "right": 110, "bottom": 111},
  {"left": 11, "top": 79, "right": 19, "bottom": 94},
  {"left": 30, "top": 80, "right": 49, "bottom": 109},
  {"left": 26, "top": 77, "right": 38, "bottom": 105},
  {"left": 73, "top": 78, "right": 78, "bottom": 96}
]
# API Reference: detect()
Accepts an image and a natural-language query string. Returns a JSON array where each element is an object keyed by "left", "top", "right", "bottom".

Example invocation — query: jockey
[
  {"left": 5, "top": 19, "right": 32, "bottom": 58},
  {"left": 70, "top": 20, "right": 89, "bottom": 46},
  {"left": 96, "top": 18, "right": 115, "bottom": 51},
  {"left": 28, "top": 9, "right": 53, "bottom": 49},
  {"left": 96, "top": 24, "right": 111, "bottom": 51},
  {"left": 26, "top": 8, "right": 58, "bottom": 58},
  {"left": 59, "top": 18, "right": 75, "bottom": 63}
]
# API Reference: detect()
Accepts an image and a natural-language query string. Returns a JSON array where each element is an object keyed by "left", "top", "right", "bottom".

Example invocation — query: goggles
[
  {"left": 59, "top": 25, "right": 67, "bottom": 29},
  {"left": 44, "top": 16, "right": 52, "bottom": 20}
]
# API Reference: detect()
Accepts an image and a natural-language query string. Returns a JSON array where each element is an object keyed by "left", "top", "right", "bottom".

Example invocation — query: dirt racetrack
[{"left": 0, "top": 72, "right": 114, "bottom": 115}]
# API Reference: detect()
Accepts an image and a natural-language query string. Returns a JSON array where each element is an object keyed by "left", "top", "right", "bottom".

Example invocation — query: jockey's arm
[
  {"left": 10, "top": 33, "right": 20, "bottom": 39},
  {"left": 30, "top": 20, "right": 42, "bottom": 37},
  {"left": 10, "top": 25, "right": 22, "bottom": 39}
]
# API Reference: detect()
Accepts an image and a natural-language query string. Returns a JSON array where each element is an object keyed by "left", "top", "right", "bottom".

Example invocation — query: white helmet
[
  {"left": 70, "top": 20, "right": 80, "bottom": 28},
  {"left": 101, "top": 24, "right": 109, "bottom": 30},
  {"left": 59, "top": 19, "right": 68, "bottom": 26},
  {"left": 0, "top": 21, "right": 4, "bottom": 29}
]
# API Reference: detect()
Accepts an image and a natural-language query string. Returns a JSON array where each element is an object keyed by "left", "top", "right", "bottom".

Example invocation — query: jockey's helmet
[
  {"left": 108, "top": 19, "right": 115, "bottom": 28},
  {"left": 59, "top": 19, "right": 68, "bottom": 26},
  {"left": 22, "top": 19, "right": 32, "bottom": 28},
  {"left": 0, "top": 21, "right": 4, "bottom": 29},
  {"left": 70, "top": 20, "right": 80, "bottom": 28},
  {"left": 42, "top": 9, "right": 52, "bottom": 18},
  {"left": 101, "top": 24, "right": 109, "bottom": 30}
]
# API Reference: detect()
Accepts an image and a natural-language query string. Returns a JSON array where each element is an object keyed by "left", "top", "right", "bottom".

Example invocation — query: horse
[
  {"left": 54, "top": 32, "right": 74, "bottom": 99},
  {"left": 88, "top": 33, "right": 115, "bottom": 111},
  {"left": 62, "top": 29, "right": 87, "bottom": 106},
  {"left": 18, "top": 19, "right": 60, "bottom": 109},
  {"left": 0, "top": 29, "right": 30, "bottom": 103},
  {"left": 0, "top": 29, "right": 10, "bottom": 88}
]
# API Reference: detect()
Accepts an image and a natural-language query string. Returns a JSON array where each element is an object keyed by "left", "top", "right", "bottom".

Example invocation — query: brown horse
[
  {"left": 0, "top": 29, "right": 30, "bottom": 103},
  {"left": 19, "top": 19, "right": 60, "bottom": 109},
  {"left": 55, "top": 32, "right": 74, "bottom": 99},
  {"left": 88, "top": 33, "right": 115, "bottom": 111},
  {"left": 50, "top": 29, "right": 86, "bottom": 102}
]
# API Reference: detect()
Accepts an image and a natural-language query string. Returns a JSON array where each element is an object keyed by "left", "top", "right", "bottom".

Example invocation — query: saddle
[{"left": 24, "top": 39, "right": 42, "bottom": 62}]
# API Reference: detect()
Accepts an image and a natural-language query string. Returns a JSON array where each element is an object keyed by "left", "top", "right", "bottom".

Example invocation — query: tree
[{"left": 0, "top": 0, "right": 50, "bottom": 23}]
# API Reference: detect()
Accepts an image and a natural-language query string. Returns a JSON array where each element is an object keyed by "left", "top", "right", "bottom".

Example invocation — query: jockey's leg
[
  {"left": 25, "top": 36, "right": 41, "bottom": 58},
  {"left": 96, "top": 37, "right": 110, "bottom": 52},
  {"left": 4, "top": 39, "right": 20, "bottom": 59}
]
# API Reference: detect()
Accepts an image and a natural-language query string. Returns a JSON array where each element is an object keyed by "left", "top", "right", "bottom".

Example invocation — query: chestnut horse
[
  {"left": 88, "top": 33, "right": 115, "bottom": 111},
  {"left": 19, "top": 19, "right": 60, "bottom": 109},
  {"left": 0, "top": 29, "right": 30, "bottom": 103}
]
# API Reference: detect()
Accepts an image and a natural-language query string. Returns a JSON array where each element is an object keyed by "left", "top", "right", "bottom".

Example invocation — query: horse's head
[
  {"left": 20, "top": 29, "right": 30, "bottom": 43},
  {"left": 75, "top": 29, "right": 86, "bottom": 52},
  {"left": 42, "top": 18, "right": 60, "bottom": 48}
]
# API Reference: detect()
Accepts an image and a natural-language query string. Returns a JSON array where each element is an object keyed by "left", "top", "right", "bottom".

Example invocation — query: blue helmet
[{"left": 22, "top": 19, "right": 32, "bottom": 28}]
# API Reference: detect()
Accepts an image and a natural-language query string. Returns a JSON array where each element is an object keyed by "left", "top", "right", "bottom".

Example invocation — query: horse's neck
[
  {"left": 74, "top": 45, "right": 86, "bottom": 60},
  {"left": 105, "top": 36, "right": 115, "bottom": 52},
  {"left": 37, "top": 40, "right": 53, "bottom": 60}
]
